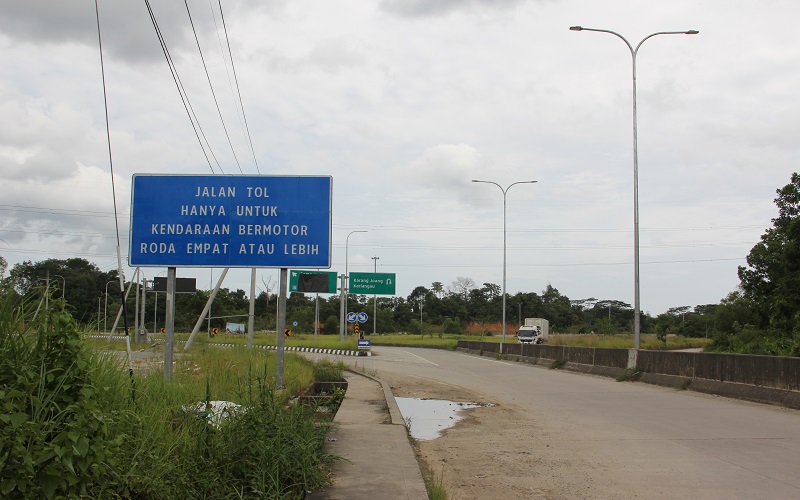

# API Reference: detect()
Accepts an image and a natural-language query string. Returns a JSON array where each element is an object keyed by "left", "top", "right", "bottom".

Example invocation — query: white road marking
[{"left": 391, "top": 349, "right": 439, "bottom": 366}]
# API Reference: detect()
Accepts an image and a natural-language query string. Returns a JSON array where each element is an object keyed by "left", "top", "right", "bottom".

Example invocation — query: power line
[
  {"left": 183, "top": 0, "right": 243, "bottom": 174},
  {"left": 143, "top": 0, "right": 222, "bottom": 173},
  {"left": 217, "top": 0, "right": 260, "bottom": 173}
]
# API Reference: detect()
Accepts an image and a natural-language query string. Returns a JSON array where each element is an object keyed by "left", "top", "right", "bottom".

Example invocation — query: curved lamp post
[
  {"left": 569, "top": 25, "right": 698, "bottom": 350},
  {"left": 52, "top": 274, "right": 66, "bottom": 299},
  {"left": 472, "top": 179, "right": 538, "bottom": 352},
  {"left": 340, "top": 230, "right": 368, "bottom": 341},
  {"left": 372, "top": 255, "right": 380, "bottom": 334}
]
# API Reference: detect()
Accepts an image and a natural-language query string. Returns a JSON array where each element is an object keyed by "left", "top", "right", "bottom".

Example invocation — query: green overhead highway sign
[
  {"left": 289, "top": 270, "right": 337, "bottom": 293},
  {"left": 349, "top": 272, "right": 396, "bottom": 295}
]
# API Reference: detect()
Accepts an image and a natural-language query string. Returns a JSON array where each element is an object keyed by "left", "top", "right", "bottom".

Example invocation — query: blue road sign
[
  {"left": 129, "top": 174, "right": 332, "bottom": 267},
  {"left": 346, "top": 312, "right": 357, "bottom": 323},
  {"left": 358, "top": 339, "right": 371, "bottom": 349},
  {"left": 357, "top": 312, "right": 368, "bottom": 323}
]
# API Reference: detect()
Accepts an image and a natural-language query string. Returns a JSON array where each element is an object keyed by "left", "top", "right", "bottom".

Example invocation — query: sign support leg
[
  {"left": 276, "top": 268, "right": 287, "bottom": 389},
  {"left": 338, "top": 273, "right": 347, "bottom": 341},
  {"left": 184, "top": 268, "right": 228, "bottom": 351},
  {"left": 164, "top": 267, "right": 176, "bottom": 380},
  {"left": 139, "top": 274, "right": 147, "bottom": 343},
  {"left": 247, "top": 267, "right": 256, "bottom": 348},
  {"left": 134, "top": 272, "right": 140, "bottom": 343}
]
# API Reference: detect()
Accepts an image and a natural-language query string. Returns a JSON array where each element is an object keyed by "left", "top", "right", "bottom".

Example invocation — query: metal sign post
[
  {"left": 276, "top": 268, "right": 288, "bottom": 389},
  {"left": 164, "top": 267, "right": 176, "bottom": 380},
  {"left": 338, "top": 274, "right": 347, "bottom": 341}
]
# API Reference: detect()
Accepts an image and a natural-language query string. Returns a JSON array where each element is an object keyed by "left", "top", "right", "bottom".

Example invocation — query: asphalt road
[{"left": 317, "top": 346, "right": 800, "bottom": 498}]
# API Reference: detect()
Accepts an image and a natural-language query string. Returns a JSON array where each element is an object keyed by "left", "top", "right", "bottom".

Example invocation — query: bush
[
  {"left": 0, "top": 291, "right": 339, "bottom": 498},
  {"left": 443, "top": 317, "right": 461, "bottom": 335},
  {"left": 323, "top": 315, "right": 339, "bottom": 335},
  {"left": 0, "top": 294, "right": 123, "bottom": 498}
]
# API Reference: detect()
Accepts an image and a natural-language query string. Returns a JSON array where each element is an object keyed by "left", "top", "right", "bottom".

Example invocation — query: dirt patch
[{"left": 379, "top": 372, "right": 612, "bottom": 499}]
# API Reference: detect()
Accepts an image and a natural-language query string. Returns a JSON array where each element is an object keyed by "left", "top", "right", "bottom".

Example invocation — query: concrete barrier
[{"left": 456, "top": 340, "right": 800, "bottom": 409}]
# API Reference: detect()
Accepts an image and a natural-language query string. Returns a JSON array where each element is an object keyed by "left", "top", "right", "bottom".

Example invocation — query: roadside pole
[
  {"left": 139, "top": 274, "right": 147, "bottom": 343},
  {"left": 164, "top": 267, "right": 176, "bottom": 380},
  {"left": 276, "top": 268, "right": 288, "bottom": 389},
  {"left": 314, "top": 293, "right": 319, "bottom": 341},
  {"left": 109, "top": 269, "right": 138, "bottom": 338},
  {"left": 134, "top": 272, "right": 140, "bottom": 343},
  {"left": 247, "top": 268, "right": 256, "bottom": 348},
  {"left": 338, "top": 274, "right": 347, "bottom": 341}
]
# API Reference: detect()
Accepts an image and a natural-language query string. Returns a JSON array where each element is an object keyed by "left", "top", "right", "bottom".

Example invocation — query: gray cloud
[
  {"left": 379, "top": 0, "right": 529, "bottom": 18},
  {"left": 0, "top": 1, "right": 215, "bottom": 64}
]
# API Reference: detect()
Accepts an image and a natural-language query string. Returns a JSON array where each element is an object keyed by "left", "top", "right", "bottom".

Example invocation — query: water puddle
[{"left": 395, "top": 397, "right": 492, "bottom": 441}]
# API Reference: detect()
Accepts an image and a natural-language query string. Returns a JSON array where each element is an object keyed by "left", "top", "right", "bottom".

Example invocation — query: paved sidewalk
[{"left": 309, "top": 371, "right": 428, "bottom": 500}]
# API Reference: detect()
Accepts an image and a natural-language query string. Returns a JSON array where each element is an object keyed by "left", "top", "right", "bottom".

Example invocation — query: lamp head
[
  {"left": 569, "top": 26, "right": 583, "bottom": 31},
  {"left": 686, "top": 30, "right": 699, "bottom": 35}
]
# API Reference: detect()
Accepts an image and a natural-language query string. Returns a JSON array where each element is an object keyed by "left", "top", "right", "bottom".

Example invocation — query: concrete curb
[
  {"left": 349, "top": 370, "right": 405, "bottom": 426},
  {"left": 84, "top": 335, "right": 371, "bottom": 357}
]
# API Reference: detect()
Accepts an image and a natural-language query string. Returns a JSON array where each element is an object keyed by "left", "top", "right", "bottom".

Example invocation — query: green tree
[
  {"left": 323, "top": 315, "right": 339, "bottom": 335},
  {"left": 8, "top": 258, "right": 118, "bottom": 325},
  {"left": 738, "top": 172, "right": 800, "bottom": 341}
]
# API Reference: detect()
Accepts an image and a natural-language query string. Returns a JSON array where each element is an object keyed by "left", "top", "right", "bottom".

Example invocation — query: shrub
[{"left": 0, "top": 294, "right": 124, "bottom": 499}]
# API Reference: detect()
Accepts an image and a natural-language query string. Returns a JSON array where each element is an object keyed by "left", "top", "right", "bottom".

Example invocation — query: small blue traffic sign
[
  {"left": 357, "top": 312, "right": 368, "bottom": 323},
  {"left": 346, "top": 312, "right": 357, "bottom": 323},
  {"left": 293, "top": 321, "right": 298, "bottom": 326},
  {"left": 358, "top": 339, "right": 371, "bottom": 349}
]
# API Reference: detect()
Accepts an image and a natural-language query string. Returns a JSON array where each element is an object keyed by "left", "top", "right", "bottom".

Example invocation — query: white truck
[{"left": 517, "top": 318, "right": 549, "bottom": 344}]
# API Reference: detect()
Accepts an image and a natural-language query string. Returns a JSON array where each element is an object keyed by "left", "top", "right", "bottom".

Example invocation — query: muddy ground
[{"left": 378, "top": 372, "right": 617, "bottom": 500}]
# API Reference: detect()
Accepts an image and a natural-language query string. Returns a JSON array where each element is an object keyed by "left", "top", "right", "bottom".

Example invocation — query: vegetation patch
[
  {"left": 0, "top": 292, "right": 340, "bottom": 499},
  {"left": 616, "top": 368, "right": 642, "bottom": 382},
  {"left": 424, "top": 466, "right": 448, "bottom": 500},
  {"left": 549, "top": 357, "right": 567, "bottom": 370}
]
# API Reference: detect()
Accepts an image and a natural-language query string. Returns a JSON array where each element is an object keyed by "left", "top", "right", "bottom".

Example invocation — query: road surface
[{"left": 310, "top": 346, "right": 800, "bottom": 499}]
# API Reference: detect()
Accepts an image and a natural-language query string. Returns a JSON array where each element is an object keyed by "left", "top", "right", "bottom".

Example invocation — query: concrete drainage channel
[{"left": 85, "top": 335, "right": 371, "bottom": 357}]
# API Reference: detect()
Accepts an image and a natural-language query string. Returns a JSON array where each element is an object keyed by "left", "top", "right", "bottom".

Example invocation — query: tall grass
[
  {"left": 1, "top": 291, "right": 341, "bottom": 499},
  {"left": 546, "top": 333, "right": 712, "bottom": 350}
]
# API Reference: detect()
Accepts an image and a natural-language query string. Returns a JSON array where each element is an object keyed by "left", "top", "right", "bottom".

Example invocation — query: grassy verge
[
  {"left": 3, "top": 294, "right": 342, "bottom": 499},
  {"left": 97, "top": 331, "right": 712, "bottom": 352}
]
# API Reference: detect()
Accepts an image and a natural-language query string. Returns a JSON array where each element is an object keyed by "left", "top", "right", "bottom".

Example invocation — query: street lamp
[
  {"left": 52, "top": 274, "right": 66, "bottom": 300},
  {"left": 340, "top": 230, "right": 368, "bottom": 341},
  {"left": 372, "top": 256, "right": 379, "bottom": 334},
  {"left": 472, "top": 179, "right": 538, "bottom": 352},
  {"left": 570, "top": 25, "right": 698, "bottom": 350}
]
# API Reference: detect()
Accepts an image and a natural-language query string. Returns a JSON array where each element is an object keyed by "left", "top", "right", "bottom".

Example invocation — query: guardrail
[{"left": 456, "top": 340, "right": 800, "bottom": 409}]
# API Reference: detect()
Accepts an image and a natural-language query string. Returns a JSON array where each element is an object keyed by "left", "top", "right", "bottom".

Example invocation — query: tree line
[{"left": 1, "top": 173, "right": 798, "bottom": 356}]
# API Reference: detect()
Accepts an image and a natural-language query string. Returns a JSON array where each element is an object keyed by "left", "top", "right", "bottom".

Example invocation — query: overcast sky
[{"left": 1, "top": 0, "right": 797, "bottom": 316}]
